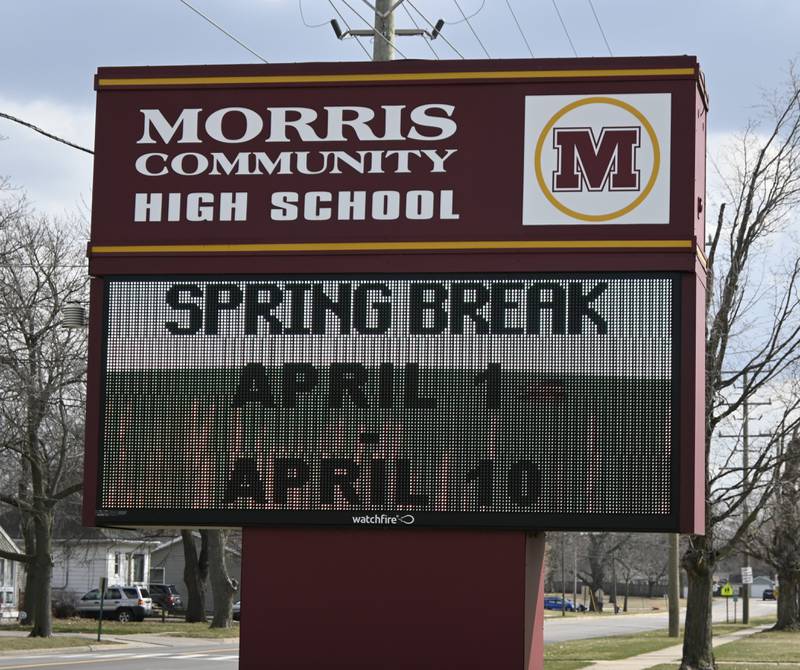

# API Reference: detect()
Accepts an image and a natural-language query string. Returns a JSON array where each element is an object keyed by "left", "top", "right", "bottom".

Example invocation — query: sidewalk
[
  {"left": 585, "top": 625, "right": 771, "bottom": 669},
  {"left": 0, "top": 631, "right": 238, "bottom": 656}
]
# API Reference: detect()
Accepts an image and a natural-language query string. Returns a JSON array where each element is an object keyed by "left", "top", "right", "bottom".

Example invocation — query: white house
[
  {"left": 49, "top": 538, "right": 160, "bottom": 601},
  {"left": 0, "top": 525, "right": 20, "bottom": 619}
]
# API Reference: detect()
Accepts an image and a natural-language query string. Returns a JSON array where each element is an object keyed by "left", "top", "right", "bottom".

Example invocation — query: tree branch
[
  {"left": 0, "top": 549, "right": 33, "bottom": 563},
  {"left": 50, "top": 482, "right": 82, "bottom": 503}
]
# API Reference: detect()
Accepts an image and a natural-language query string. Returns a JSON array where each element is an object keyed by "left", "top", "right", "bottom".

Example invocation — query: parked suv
[
  {"left": 148, "top": 584, "right": 183, "bottom": 613},
  {"left": 77, "top": 585, "right": 153, "bottom": 622}
]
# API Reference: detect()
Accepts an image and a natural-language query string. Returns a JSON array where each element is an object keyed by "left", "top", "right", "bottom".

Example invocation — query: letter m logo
[{"left": 552, "top": 127, "right": 641, "bottom": 192}]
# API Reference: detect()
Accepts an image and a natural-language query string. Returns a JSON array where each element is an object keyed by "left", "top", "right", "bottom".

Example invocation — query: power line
[
  {"left": 445, "top": 0, "right": 485, "bottom": 25},
  {"left": 406, "top": 0, "right": 465, "bottom": 58},
  {"left": 505, "top": 0, "right": 534, "bottom": 58},
  {"left": 339, "top": 0, "right": 409, "bottom": 59},
  {"left": 550, "top": 0, "right": 578, "bottom": 57},
  {"left": 587, "top": 0, "right": 613, "bottom": 56},
  {"left": 452, "top": 0, "right": 490, "bottom": 58},
  {"left": 328, "top": 0, "right": 372, "bottom": 59},
  {"left": 0, "top": 112, "right": 93, "bottom": 155},
  {"left": 176, "top": 0, "right": 268, "bottom": 63},
  {"left": 403, "top": 4, "right": 440, "bottom": 59},
  {"left": 298, "top": 0, "right": 329, "bottom": 28}
]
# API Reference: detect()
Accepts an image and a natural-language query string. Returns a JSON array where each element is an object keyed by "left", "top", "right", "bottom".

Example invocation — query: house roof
[
  {"left": 51, "top": 539, "right": 162, "bottom": 547},
  {"left": 0, "top": 525, "right": 21, "bottom": 556},
  {"left": 153, "top": 533, "right": 241, "bottom": 557}
]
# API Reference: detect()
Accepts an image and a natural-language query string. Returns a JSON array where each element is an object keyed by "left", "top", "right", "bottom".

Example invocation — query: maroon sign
[
  {"left": 84, "top": 57, "right": 707, "bottom": 534},
  {"left": 89, "top": 56, "right": 706, "bottom": 274}
]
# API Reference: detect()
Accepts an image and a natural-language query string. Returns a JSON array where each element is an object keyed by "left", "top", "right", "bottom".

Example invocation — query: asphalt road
[
  {"left": 0, "top": 645, "right": 238, "bottom": 670},
  {"left": 0, "top": 600, "right": 776, "bottom": 667},
  {"left": 543, "top": 597, "right": 778, "bottom": 643}
]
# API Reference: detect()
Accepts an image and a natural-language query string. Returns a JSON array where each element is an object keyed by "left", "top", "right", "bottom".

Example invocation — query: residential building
[
  {"left": 48, "top": 538, "right": 160, "bottom": 601},
  {"left": 0, "top": 525, "right": 20, "bottom": 619}
]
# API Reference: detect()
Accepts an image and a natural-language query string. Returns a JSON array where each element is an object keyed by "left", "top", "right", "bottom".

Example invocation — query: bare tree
[
  {"left": 575, "top": 533, "right": 629, "bottom": 611},
  {"left": 749, "top": 429, "right": 800, "bottom": 630},
  {"left": 681, "top": 73, "right": 800, "bottom": 668},
  {"left": 615, "top": 553, "right": 636, "bottom": 613},
  {"left": 206, "top": 529, "right": 238, "bottom": 628},
  {"left": 614, "top": 534, "right": 670, "bottom": 610},
  {"left": 0, "top": 201, "right": 86, "bottom": 636},
  {"left": 181, "top": 530, "right": 209, "bottom": 623},
  {"left": 639, "top": 535, "right": 670, "bottom": 598}
]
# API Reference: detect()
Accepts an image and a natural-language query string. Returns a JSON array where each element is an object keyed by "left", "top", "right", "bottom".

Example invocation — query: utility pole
[
  {"left": 668, "top": 533, "right": 680, "bottom": 637},
  {"left": 612, "top": 551, "right": 618, "bottom": 614},
  {"left": 718, "top": 370, "right": 771, "bottom": 626},
  {"left": 373, "top": 0, "right": 396, "bottom": 61},
  {"left": 742, "top": 370, "right": 750, "bottom": 625},
  {"left": 561, "top": 533, "right": 566, "bottom": 617},
  {"left": 329, "top": 1, "right": 445, "bottom": 60},
  {"left": 738, "top": 370, "right": 768, "bottom": 624},
  {"left": 573, "top": 537, "right": 578, "bottom": 608}
]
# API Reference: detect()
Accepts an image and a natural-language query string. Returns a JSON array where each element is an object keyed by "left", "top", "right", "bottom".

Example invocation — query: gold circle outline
[{"left": 534, "top": 96, "right": 660, "bottom": 222}]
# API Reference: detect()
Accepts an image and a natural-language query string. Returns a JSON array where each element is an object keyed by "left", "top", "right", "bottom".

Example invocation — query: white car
[{"left": 77, "top": 585, "right": 153, "bottom": 622}]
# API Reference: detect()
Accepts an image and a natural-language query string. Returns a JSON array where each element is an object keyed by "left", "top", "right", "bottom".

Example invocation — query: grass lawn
[
  {"left": 542, "top": 594, "right": 688, "bottom": 617},
  {"left": 715, "top": 629, "right": 800, "bottom": 663},
  {"left": 544, "top": 629, "right": 681, "bottom": 662},
  {"left": 5, "top": 619, "right": 239, "bottom": 638},
  {"left": 543, "top": 661, "right": 593, "bottom": 670},
  {"left": 0, "top": 636, "right": 116, "bottom": 651},
  {"left": 543, "top": 618, "right": 787, "bottom": 666},
  {"left": 640, "top": 624, "right": 800, "bottom": 670},
  {"left": 649, "top": 666, "right": 800, "bottom": 670}
]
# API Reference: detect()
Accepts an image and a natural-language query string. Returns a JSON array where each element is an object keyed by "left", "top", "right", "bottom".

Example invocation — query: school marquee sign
[{"left": 83, "top": 56, "right": 707, "bottom": 533}]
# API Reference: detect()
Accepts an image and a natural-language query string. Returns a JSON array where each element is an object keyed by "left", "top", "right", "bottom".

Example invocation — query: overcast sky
[{"left": 1, "top": 0, "right": 799, "bottom": 217}]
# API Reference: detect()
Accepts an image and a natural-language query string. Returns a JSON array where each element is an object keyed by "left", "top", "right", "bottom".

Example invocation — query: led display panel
[{"left": 98, "top": 273, "right": 679, "bottom": 529}]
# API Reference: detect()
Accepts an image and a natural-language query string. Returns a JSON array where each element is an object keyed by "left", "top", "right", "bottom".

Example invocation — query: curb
[
  {"left": 0, "top": 642, "right": 126, "bottom": 657},
  {"left": 0, "top": 635, "right": 240, "bottom": 656}
]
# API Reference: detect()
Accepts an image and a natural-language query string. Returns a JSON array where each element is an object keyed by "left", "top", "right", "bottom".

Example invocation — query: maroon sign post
[{"left": 84, "top": 57, "right": 707, "bottom": 669}]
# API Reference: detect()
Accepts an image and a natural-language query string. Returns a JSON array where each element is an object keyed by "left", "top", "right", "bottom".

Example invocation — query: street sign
[
  {"left": 741, "top": 567, "right": 753, "bottom": 584},
  {"left": 721, "top": 583, "right": 734, "bottom": 598},
  {"left": 83, "top": 56, "right": 708, "bottom": 533}
]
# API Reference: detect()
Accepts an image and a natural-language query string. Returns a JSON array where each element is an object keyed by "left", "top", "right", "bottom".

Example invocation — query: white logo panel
[{"left": 522, "top": 94, "right": 671, "bottom": 225}]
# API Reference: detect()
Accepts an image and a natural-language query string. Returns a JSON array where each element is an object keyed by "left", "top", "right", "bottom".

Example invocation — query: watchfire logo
[
  {"left": 351, "top": 514, "right": 415, "bottom": 525},
  {"left": 522, "top": 94, "right": 671, "bottom": 225}
]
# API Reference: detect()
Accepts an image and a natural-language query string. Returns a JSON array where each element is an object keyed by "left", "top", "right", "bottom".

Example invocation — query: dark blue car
[{"left": 543, "top": 596, "right": 576, "bottom": 611}]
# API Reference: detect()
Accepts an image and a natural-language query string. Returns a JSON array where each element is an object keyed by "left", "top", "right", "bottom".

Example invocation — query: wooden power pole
[{"left": 372, "top": 0, "right": 396, "bottom": 61}]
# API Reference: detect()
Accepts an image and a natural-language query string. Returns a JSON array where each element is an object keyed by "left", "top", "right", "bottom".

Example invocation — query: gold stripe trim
[
  {"left": 90, "top": 239, "right": 693, "bottom": 254},
  {"left": 97, "top": 68, "right": 696, "bottom": 88},
  {"left": 696, "top": 246, "right": 708, "bottom": 269}
]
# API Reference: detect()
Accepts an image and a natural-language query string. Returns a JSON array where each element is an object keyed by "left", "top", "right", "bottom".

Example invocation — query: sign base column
[{"left": 240, "top": 528, "right": 545, "bottom": 670}]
